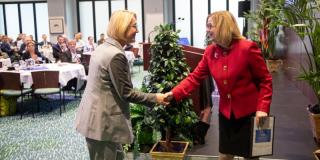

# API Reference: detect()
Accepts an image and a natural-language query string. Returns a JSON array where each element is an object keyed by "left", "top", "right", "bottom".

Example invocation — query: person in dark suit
[
  {"left": 0, "top": 35, "right": 13, "bottom": 57},
  {"left": 165, "top": 11, "right": 272, "bottom": 160},
  {"left": 19, "top": 35, "right": 39, "bottom": 55},
  {"left": 52, "top": 35, "right": 68, "bottom": 61},
  {"left": 38, "top": 34, "right": 52, "bottom": 47},
  {"left": 75, "top": 10, "right": 168, "bottom": 160},
  {"left": 97, "top": 33, "right": 105, "bottom": 45}
]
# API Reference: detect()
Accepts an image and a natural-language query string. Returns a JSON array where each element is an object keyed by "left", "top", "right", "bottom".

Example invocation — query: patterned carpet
[
  {"left": 0, "top": 97, "right": 89, "bottom": 160},
  {"left": 0, "top": 66, "right": 147, "bottom": 160}
]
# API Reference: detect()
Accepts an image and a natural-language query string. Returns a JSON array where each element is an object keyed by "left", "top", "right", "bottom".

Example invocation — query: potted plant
[
  {"left": 144, "top": 24, "right": 198, "bottom": 159},
  {"left": 282, "top": 0, "right": 320, "bottom": 142},
  {"left": 124, "top": 103, "right": 160, "bottom": 159},
  {"left": 245, "top": 0, "right": 287, "bottom": 72}
]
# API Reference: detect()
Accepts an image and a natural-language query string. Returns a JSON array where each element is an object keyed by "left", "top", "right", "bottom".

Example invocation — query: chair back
[
  {"left": 31, "top": 71, "right": 59, "bottom": 89},
  {"left": 0, "top": 72, "right": 22, "bottom": 90},
  {"left": 82, "top": 54, "right": 91, "bottom": 66},
  {"left": 131, "top": 48, "right": 140, "bottom": 58}
]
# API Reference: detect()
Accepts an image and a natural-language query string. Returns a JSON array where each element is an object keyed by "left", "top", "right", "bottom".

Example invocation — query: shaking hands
[{"left": 155, "top": 92, "right": 174, "bottom": 106}]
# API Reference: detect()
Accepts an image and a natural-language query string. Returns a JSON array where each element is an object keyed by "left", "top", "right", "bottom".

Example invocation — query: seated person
[
  {"left": 0, "top": 35, "right": 13, "bottom": 57},
  {"left": 62, "top": 40, "right": 81, "bottom": 63},
  {"left": 83, "top": 36, "right": 97, "bottom": 55},
  {"left": 0, "top": 49, "right": 9, "bottom": 59},
  {"left": 19, "top": 35, "right": 39, "bottom": 55},
  {"left": 22, "top": 41, "right": 45, "bottom": 64},
  {"left": 97, "top": 33, "right": 105, "bottom": 45},
  {"left": 52, "top": 35, "right": 68, "bottom": 61},
  {"left": 38, "top": 34, "right": 52, "bottom": 47}
]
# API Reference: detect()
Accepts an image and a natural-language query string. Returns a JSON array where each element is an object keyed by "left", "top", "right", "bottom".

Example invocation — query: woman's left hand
[{"left": 255, "top": 111, "right": 268, "bottom": 127}]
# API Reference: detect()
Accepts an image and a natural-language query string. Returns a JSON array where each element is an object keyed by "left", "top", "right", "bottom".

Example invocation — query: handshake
[{"left": 156, "top": 92, "right": 174, "bottom": 106}]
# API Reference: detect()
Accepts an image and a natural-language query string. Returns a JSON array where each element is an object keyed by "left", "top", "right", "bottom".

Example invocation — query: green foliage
[
  {"left": 245, "top": 0, "right": 287, "bottom": 59},
  {"left": 283, "top": 0, "right": 320, "bottom": 103},
  {"left": 127, "top": 25, "right": 199, "bottom": 154},
  {"left": 145, "top": 24, "right": 199, "bottom": 141},
  {"left": 126, "top": 103, "right": 160, "bottom": 158}
]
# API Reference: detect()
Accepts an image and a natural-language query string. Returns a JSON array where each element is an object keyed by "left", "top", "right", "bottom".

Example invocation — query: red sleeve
[
  {"left": 171, "top": 47, "right": 212, "bottom": 102},
  {"left": 248, "top": 42, "right": 273, "bottom": 113}
]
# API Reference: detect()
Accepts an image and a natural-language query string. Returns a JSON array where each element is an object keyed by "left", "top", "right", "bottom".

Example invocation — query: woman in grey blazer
[{"left": 75, "top": 10, "right": 168, "bottom": 160}]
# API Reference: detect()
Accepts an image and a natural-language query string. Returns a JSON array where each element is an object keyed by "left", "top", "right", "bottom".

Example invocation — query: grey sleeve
[{"left": 108, "top": 53, "right": 157, "bottom": 106}]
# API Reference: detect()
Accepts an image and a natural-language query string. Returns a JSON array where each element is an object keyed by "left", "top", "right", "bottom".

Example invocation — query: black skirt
[{"left": 219, "top": 112, "right": 255, "bottom": 158}]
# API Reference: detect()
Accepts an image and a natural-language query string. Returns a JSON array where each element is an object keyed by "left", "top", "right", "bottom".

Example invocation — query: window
[
  {"left": 211, "top": 0, "right": 227, "bottom": 12},
  {"left": 175, "top": 0, "right": 191, "bottom": 44},
  {"left": 94, "top": 1, "right": 109, "bottom": 42},
  {"left": 77, "top": 0, "right": 144, "bottom": 42},
  {"left": 0, "top": 2, "right": 48, "bottom": 41},
  {"left": 20, "top": 3, "right": 35, "bottom": 38},
  {"left": 0, "top": 5, "right": 5, "bottom": 34},
  {"left": 5, "top": 4, "right": 19, "bottom": 40},
  {"left": 172, "top": 0, "right": 243, "bottom": 46},
  {"left": 192, "top": 0, "right": 208, "bottom": 48},
  {"left": 111, "top": 0, "right": 125, "bottom": 14},
  {"left": 229, "top": 0, "right": 244, "bottom": 35},
  {"left": 79, "top": 1, "right": 94, "bottom": 42},
  {"left": 127, "top": 0, "right": 143, "bottom": 43},
  {"left": 35, "top": 3, "right": 49, "bottom": 41}
]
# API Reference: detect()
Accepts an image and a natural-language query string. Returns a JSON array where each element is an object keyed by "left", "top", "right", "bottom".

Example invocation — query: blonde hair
[
  {"left": 27, "top": 41, "right": 35, "bottom": 47},
  {"left": 107, "top": 10, "right": 136, "bottom": 43},
  {"left": 208, "top": 11, "right": 243, "bottom": 48}
]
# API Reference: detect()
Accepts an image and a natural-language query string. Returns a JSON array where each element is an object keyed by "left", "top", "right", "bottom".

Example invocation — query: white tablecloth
[
  {"left": 0, "top": 58, "right": 11, "bottom": 67},
  {"left": 1, "top": 63, "right": 86, "bottom": 88}
]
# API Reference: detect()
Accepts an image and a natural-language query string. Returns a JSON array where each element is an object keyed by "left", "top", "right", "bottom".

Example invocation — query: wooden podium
[{"left": 141, "top": 43, "right": 213, "bottom": 115}]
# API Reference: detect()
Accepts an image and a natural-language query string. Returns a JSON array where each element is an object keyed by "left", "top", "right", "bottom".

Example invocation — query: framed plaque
[{"left": 49, "top": 17, "right": 64, "bottom": 34}]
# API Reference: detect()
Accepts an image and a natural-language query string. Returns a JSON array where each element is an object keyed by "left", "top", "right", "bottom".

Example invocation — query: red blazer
[{"left": 172, "top": 39, "right": 272, "bottom": 119}]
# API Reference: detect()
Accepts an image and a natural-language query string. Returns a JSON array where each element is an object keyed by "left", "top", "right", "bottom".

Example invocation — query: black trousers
[
  {"left": 219, "top": 112, "right": 256, "bottom": 158},
  {"left": 85, "top": 137, "right": 124, "bottom": 160}
]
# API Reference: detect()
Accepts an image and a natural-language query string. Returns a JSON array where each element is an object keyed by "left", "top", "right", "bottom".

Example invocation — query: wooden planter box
[
  {"left": 266, "top": 59, "right": 283, "bottom": 72},
  {"left": 308, "top": 110, "right": 320, "bottom": 143},
  {"left": 150, "top": 141, "right": 189, "bottom": 160},
  {"left": 314, "top": 149, "right": 320, "bottom": 160}
]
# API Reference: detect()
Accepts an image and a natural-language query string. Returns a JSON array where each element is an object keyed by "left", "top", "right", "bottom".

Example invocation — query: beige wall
[{"left": 144, "top": 0, "right": 164, "bottom": 42}]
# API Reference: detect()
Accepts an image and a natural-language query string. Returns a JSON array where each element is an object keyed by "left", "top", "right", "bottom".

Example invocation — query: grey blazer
[{"left": 75, "top": 38, "right": 157, "bottom": 144}]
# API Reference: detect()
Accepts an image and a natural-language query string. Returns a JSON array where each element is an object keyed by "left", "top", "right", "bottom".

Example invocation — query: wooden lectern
[
  {"left": 141, "top": 43, "right": 151, "bottom": 71},
  {"left": 141, "top": 43, "right": 213, "bottom": 115}
]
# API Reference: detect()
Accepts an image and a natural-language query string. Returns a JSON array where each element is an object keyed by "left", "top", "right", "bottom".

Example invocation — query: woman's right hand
[
  {"left": 156, "top": 93, "right": 170, "bottom": 106},
  {"left": 164, "top": 92, "right": 173, "bottom": 102}
]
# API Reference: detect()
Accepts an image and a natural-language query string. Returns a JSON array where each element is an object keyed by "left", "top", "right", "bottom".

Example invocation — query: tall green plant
[
  {"left": 283, "top": 0, "right": 320, "bottom": 103},
  {"left": 145, "top": 24, "right": 198, "bottom": 149},
  {"left": 245, "top": 0, "right": 287, "bottom": 59}
]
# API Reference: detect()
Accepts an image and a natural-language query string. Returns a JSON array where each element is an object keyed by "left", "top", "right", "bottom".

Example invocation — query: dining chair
[
  {"left": 81, "top": 54, "right": 91, "bottom": 75},
  {"left": 31, "top": 70, "right": 64, "bottom": 116},
  {"left": 131, "top": 47, "right": 142, "bottom": 72},
  {"left": 0, "top": 72, "right": 32, "bottom": 119}
]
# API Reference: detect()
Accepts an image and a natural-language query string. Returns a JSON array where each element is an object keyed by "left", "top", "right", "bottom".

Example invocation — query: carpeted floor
[
  {"left": 0, "top": 66, "right": 148, "bottom": 160},
  {"left": 0, "top": 97, "right": 89, "bottom": 160}
]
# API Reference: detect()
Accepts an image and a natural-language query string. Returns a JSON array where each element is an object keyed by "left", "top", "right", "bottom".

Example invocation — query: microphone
[
  {"left": 148, "top": 30, "right": 156, "bottom": 43},
  {"left": 171, "top": 17, "right": 185, "bottom": 30},
  {"left": 177, "top": 17, "right": 185, "bottom": 21}
]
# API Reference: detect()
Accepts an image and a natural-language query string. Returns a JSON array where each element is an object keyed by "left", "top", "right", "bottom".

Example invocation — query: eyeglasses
[
  {"left": 129, "top": 24, "right": 138, "bottom": 29},
  {"left": 206, "top": 23, "right": 215, "bottom": 29}
]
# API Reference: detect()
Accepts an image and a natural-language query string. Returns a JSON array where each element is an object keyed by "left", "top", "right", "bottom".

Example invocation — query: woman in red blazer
[{"left": 166, "top": 11, "right": 272, "bottom": 159}]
